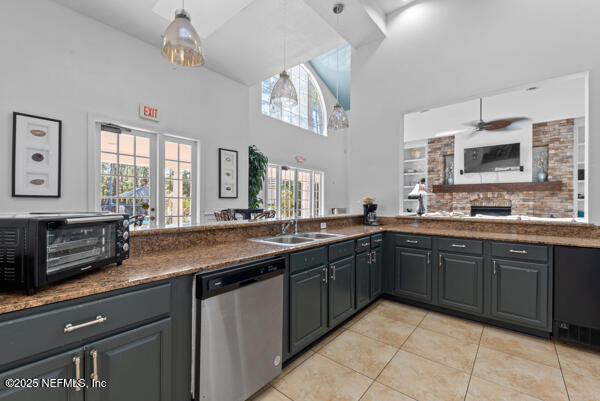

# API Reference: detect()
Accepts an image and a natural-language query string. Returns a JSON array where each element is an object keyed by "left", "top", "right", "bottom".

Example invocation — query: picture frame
[
  {"left": 218, "top": 148, "right": 238, "bottom": 198},
  {"left": 12, "top": 112, "right": 62, "bottom": 197}
]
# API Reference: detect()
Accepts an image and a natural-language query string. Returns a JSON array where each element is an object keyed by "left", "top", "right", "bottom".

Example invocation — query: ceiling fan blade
[{"left": 483, "top": 117, "right": 532, "bottom": 131}]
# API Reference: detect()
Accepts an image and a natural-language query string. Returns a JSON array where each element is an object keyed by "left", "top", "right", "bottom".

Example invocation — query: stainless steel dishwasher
[{"left": 194, "top": 256, "right": 285, "bottom": 401}]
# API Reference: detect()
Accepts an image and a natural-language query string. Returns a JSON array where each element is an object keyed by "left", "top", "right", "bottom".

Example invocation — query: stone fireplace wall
[{"left": 426, "top": 119, "right": 574, "bottom": 218}]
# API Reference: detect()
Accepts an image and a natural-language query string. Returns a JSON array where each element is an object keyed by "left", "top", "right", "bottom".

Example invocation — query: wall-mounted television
[{"left": 464, "top": 143, "right": 520, "bottom": 173}]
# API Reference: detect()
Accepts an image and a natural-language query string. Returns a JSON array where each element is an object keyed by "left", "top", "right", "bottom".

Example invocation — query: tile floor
[{"left": 250, "top": 299, "right": 600, "bottom": 401}]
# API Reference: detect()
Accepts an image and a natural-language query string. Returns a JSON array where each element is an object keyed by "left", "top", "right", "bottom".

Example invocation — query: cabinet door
[
  {"left": 438, "top": 253, "right": 484, "bottom": 315},
  {"left": 0, "top": 349, "right": 84, "bottom": 401},
  {"left": 370, "top": 247, "right": 383, "bottom": 300},
  {"left": 491, "top": 259, "right": 549, "bottom": 330},
  {"left": 355, "top": 252, "right": 371, "bottom": 310},
  {"left": 289, "top": 265, "right": 328, "bottom": 355},
  {"left": 394, "top": 247, "right": 432, "bottom": 303},
  {"left": 329, "top": 256, "right": 356, "bottom": 327},
  {"left": 85, "top": 318, "right": 172, "bottom": 401}
]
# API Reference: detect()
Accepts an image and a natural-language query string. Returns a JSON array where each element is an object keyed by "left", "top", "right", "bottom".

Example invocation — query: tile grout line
[
  {"left": 362, "top": 311, "right": 429, "bottom": 401},
  {"left": 270, "top": 385, "right": 294, "bottom": 401},
  {"left": 463, "top": 324, "right": 485, "bottom": 401},
  {"left": 554, "top": 341, "right": 572, "bottom": 401}
]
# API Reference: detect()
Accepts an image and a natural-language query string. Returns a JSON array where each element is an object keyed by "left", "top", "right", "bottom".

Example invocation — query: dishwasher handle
[{"left": 196, "top": 256, "right": 286, "bottom": 300}]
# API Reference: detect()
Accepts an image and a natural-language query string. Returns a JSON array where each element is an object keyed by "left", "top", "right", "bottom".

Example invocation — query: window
[
  {"left": 261, "top": 64, "right": 326, "bottom": 135},
  {"left": 264, "top": 164, "right": 324, "bottom": 218},
  {"left": 98, "top": 124, "right": 197, "bottom": 228},
  {"left": 100, "top": 127, "right": 155, "bottom": 227},
  {"left": 162, "top": 138, "right": 194, "bottom": 227}
]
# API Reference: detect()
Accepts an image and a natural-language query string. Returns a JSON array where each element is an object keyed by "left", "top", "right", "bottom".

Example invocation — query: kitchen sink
[{"left": 250, "top": 232, "right": 345, "bottom": 247}]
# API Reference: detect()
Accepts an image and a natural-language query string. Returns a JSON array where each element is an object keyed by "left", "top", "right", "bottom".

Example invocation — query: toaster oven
[{"left": 0, "top": 213, "right": 130, "bottom": 294}]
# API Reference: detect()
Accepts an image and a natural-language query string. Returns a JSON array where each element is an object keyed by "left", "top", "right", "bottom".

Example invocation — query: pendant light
[
  {"left": 270, "top": 0, "right": 298, "bottom": 108},
  {"left": 161, "top": 0, "right": 205, "bottom": 67},
  {"left": 328, "top": 3, "right": 349, "bottom": 131}
]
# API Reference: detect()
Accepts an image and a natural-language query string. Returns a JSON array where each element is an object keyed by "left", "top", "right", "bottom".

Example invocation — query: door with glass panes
[{"left": 100, "top": 126, "right": 157, "bottom": 228}]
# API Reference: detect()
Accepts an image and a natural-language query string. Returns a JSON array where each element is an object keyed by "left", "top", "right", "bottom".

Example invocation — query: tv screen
[{"left": 464, "top": 143, "right": 520, "bottom": 173}]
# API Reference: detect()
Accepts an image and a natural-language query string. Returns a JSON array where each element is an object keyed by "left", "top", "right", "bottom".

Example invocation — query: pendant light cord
[
  {"left": 335, "top": 13, "right": 340, "bottom": 102},
  {"left": 283, "top": 0, "right": 287, "bottom": 71}
]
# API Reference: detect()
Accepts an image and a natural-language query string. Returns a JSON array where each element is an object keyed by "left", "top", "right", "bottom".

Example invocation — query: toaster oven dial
[
  {"left": 122, "top": 219, "right": 129, "bottom": 228},
  {"left": 122, "top": 231, "right": 129, "bottom": 240},
  {"left": 122, "top": 243, "right": 129, "bottom": 252}
]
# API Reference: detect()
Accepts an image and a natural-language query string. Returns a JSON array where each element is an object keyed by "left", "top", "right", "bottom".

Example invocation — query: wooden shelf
[{"left": 432, "top": 181, "right": 563, "bottom": 194}]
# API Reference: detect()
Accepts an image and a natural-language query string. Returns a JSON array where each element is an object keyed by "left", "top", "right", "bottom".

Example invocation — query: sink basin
[
  {"left": 295, "top": 232, "right": 345, "bottom": 239},
  {"left": 251, "top": 235, "right": 316, "bottom": 246},
  {"left": 250, "top": 232, "right": 345, "bottom": 247}
]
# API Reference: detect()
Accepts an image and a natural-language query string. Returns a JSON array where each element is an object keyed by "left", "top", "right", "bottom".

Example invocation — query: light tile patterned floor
[{"left": 250, "top": 300, "right": 600, "bottom": 401}]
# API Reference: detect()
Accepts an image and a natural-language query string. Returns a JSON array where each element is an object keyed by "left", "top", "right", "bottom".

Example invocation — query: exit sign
[{"left": 139, "top": 104, "right": 159, "bottom": 122}]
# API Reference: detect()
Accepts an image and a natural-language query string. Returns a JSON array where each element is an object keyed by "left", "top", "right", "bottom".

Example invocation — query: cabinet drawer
[
  {"left": 356, "top": 237, "right": 371, "bottom": 252},
  {"left": 438, "top": 238, "right": 483, "bottom": 255},
  {"left": 329, "top": 240, "right": 355, "bottom": 261},
  {"left": 395, "top": 234, "right": 431, "bottom": 249},
  {"left": 371, "top": 234, "right": 383, "bottom": 248},
  {"left": 491, "top": 242, "right": 548, "bottom": 262},
  {"left": 290, "top": 246, "right": 327, "bottom": 273},
  {"left": 0, "top": 284, "right": 171, "bottom": 367}
]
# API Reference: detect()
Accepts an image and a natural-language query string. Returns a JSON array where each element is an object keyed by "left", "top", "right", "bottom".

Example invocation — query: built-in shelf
[{"left": 432, "top": 181, "right": 563, "bottom": 194}]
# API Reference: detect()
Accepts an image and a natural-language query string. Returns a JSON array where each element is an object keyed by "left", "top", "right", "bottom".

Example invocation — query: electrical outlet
[{"left": 320, "top": 222, "right": 327, "bottom": 230}]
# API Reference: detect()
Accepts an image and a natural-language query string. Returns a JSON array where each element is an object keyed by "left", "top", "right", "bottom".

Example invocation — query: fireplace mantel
[{"left": 432, "top": 181, "right": 563, "bottom": 194}]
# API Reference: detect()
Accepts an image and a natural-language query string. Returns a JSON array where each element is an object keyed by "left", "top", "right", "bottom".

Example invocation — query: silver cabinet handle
[
  {"left": 73, "top": 356, "right": 82, "bottom": 392},
  {"left": 439, "top": 254, "right": 443, "bottom": 269},
  {"left": 509, "top": 249, "right": 528, "bottom": 254},
  {"left": 90, "top": 350, "right": 99, "bottom": 382},
  {"left": 452, "top": 244, "right": 467, "bottom": 248},
  {"left": 322, "top": 267, "right": 328, "bottom": 284},
  {"left": 406, "top": 240, "right": 418, "bottom": 244},
  {"left": 493, "top": 260, "right": 497, "bottom": 275},
  {"left": 331, "top": 265, "right": 336, "bottom": 281},
  {"left": 368, "top": 252, "right": 372, "bottom": 264},
  {"left": 373, "top": 251, "right": 377, "bottom": 264},
  {"left": 64, "top": 315, "right": 107, "bottom": 333},
  {"left": 427, "top": 252, "right": 430, "bottom": 265},
  {"left": 362, "top": 242, "right": 369, "bottom": 247}
]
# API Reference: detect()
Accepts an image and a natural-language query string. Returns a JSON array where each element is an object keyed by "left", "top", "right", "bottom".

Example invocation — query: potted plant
[{"left": 248, "top": 145, "right": 268, "bottom": 209}]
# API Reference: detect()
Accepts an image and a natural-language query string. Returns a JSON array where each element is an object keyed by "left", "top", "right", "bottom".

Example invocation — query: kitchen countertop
[{"left": 1, "top": 223, "right": 598, "bottom": 316}]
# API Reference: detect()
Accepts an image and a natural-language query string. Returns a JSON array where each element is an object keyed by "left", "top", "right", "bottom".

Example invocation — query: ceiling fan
[{"left": 463, "top": 98, "right": 530, "bottom": 135}]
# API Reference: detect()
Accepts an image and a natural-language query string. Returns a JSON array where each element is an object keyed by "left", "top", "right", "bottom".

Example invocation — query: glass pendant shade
[
  {"left": 161, "top": 9, "right": 205, "bottom": 67},
  {"left": 328, "top": 103, "right": 349, "bottom": 131},
  {"left": 270, "top": 71, "right": 298, "bottom": 108}
]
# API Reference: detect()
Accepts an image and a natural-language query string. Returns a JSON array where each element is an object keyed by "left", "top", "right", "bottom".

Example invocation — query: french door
[
  {"left": 100, "top": 125, "right": 158, "bottom": 228},
  {"left": 99, "top": 124, "right": 197, "bottom": 228}
]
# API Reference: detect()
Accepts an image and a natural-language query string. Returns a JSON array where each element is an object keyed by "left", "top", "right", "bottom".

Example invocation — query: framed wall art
[
  {"left": 12, "top": 112, "right": 62, "bottom": 197},
  {"left": 218, "top": 148, "right": 238, "bottom": 199}
]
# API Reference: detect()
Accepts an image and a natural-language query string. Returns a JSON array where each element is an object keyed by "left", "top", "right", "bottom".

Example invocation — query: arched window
[{"left": 261, "top": 64, "right": 326, "bottom": 136}]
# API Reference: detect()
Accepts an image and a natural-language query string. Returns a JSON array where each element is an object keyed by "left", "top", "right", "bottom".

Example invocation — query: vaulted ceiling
[{"left": 51, "top": 0, "right": 417, "bottom": 85}]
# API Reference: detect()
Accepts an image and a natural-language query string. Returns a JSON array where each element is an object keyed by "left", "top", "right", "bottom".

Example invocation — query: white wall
[
  {"left": 248, "top": 65, "right": 349, "bottom": 213},
  {"left": 348, "top": 0, "right": 600, "bottom": 223},
  {"left": 0, "top": 0, "right": 249, "bottom": 215}
]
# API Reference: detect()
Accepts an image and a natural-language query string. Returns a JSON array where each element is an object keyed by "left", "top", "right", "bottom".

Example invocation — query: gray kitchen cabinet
[
  {"left": 288, "top": 265, "right": 328, "bottom": 355},
  {"left": 370, "top": 246, "right": 383, "bottom": 300},
  {"left": 0, "top": 349, "right": 85, "bottom": 401},
  {"left": 394, "top": 247, "right": 432, "bottom": 303},
  {"left": 438, "top": 253, "right": 484, "bottom": 315},
  {"left": 84, "top": 318, "right": 172, "bottom": 401},
  {"left": 355, "top": 250, "right": 371, "bottom": 310},
  {"left": 328, "top": 256, "right": 356, "bottom": 327},
  {"left": 491, "top": 258, "right": 549, "bottom": 330}
]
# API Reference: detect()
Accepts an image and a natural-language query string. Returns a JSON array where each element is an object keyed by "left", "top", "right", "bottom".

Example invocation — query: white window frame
[
  {"left": 261, "top": 64, "right": 328, "bottom": 136},
  {"left": 159, "top": 135, "right": 198, "bottom": 228},
  {"left": 264, "top": 163, "right": 324, "bottom": 218},
  {"left": 87, "top": 113, "right": 201, "bottom": 228}
]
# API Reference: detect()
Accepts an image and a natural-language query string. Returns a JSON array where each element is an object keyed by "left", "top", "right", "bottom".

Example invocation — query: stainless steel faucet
[{"left": 281, "top": 219, "right": 298, "bottom": 235}]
